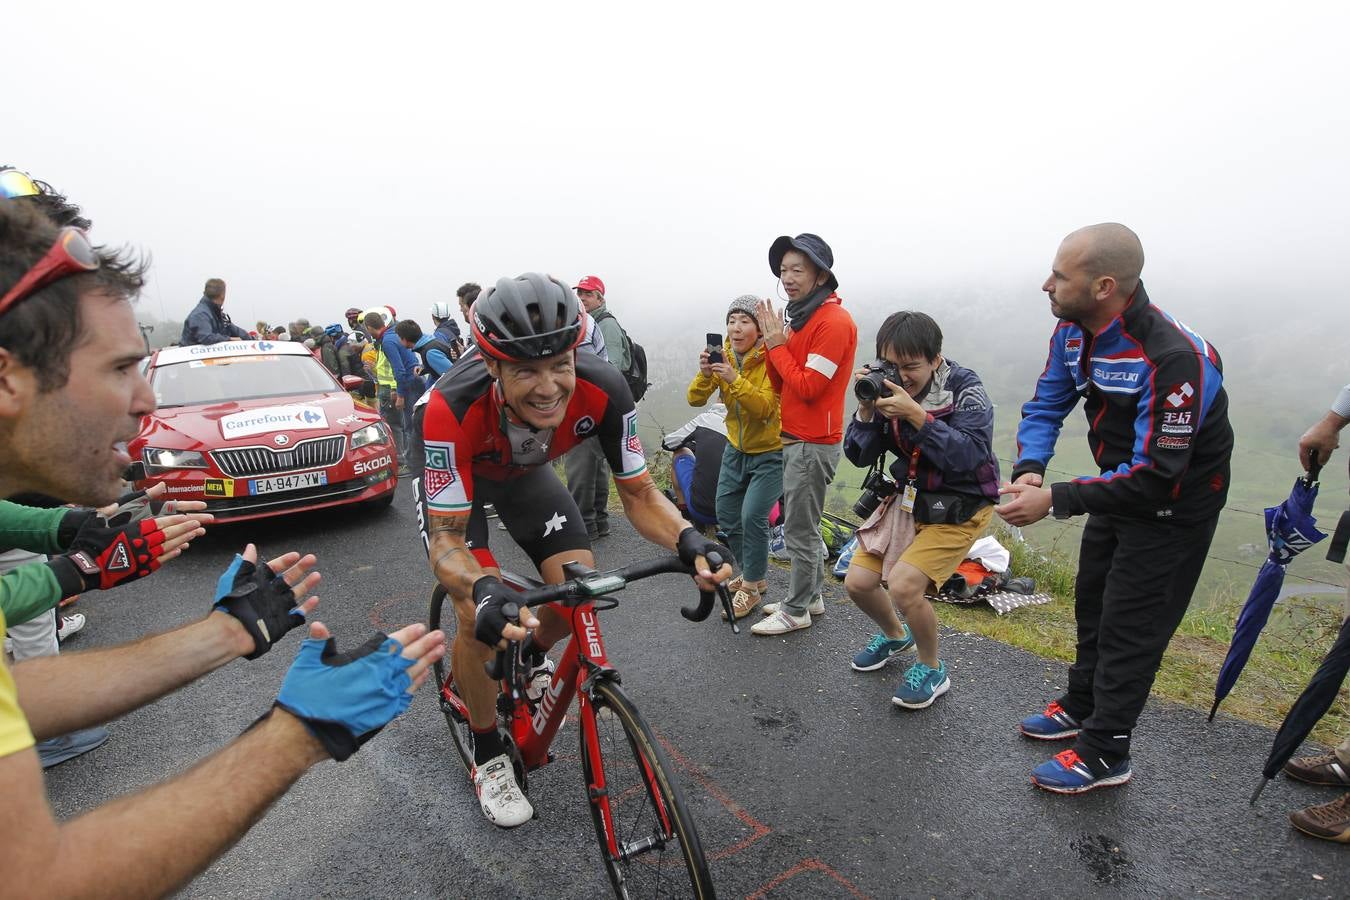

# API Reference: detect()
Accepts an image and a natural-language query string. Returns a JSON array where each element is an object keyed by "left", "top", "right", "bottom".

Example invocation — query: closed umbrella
[
  {"left": 1250, "top": 614, "right": 1350, "bottom": 804},
  {"left": 1209, "top": 456, "right": 1326, "bottom": 721}
]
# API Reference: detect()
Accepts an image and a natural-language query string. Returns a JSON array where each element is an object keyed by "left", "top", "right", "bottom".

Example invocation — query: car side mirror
[{"left": 340, "top": 375, "right": 364, "bottom": 391}]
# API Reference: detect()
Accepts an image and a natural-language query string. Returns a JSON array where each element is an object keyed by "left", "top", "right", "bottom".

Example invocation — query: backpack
[{"left": 593, "top": 309, "right": 650, "bottom": 402}]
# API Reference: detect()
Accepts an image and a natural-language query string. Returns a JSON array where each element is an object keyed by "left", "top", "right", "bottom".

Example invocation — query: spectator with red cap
[{"left": 566, "top": 274, "right": 632, "bottom": 540}]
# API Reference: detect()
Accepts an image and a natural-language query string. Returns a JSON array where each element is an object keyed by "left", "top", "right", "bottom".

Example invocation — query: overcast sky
[{"left": 7, "top": 1, "right": 1348, "bottom": 337}]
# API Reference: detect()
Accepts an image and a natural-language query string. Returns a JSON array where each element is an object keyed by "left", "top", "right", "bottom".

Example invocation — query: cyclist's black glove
[
  {"left": 274, "top": 632, "right": 415, "bottom": 761},
  {"left": 47, "top": 514, "right": 168, "bottom": 596},
  {"left": 676, "top": 527, "right": 733, "bottom": 572},
  {"left": 213, "top": 553, "right": 307, "bottom": 660},
  {"left": 472, "top": 575, "right": 526, "bottom": 648}
]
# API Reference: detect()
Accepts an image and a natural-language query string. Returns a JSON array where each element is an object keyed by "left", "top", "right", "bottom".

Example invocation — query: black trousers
[{"left": 1060, "top": 512, "right": 1219, "bottom": 761}]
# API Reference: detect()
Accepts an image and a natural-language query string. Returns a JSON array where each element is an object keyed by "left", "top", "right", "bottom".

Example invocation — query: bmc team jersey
[
  {"left": 1012, "top": 282, "right": 1234, "bottom": 523},
  {"left": 416, "top": 349, "right": 647, "bottom": 516}
]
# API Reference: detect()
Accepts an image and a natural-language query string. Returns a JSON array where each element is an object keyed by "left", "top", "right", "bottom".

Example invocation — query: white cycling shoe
[
  {"left": 525, "top": 656, "right": 556, "bottom": 704},
  {"left": 475, "top": 754, "right": 533, "bottom": 828}
]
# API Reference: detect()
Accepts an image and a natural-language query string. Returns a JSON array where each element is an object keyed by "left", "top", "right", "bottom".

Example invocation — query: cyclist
[{"left": 411, "top": 272, "right": 732, "bottom": 828}]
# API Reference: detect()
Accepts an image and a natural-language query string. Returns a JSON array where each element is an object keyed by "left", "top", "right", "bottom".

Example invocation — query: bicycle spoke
[{"left": 583, "top": 684, "right": 714, "bottom": 898}]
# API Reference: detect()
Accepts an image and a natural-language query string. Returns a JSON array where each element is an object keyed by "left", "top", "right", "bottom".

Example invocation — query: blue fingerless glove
[
  {"left": 213, "top": 553, "right": 306, "bottom": 660},
  {"left": 274, "top": 633, "right": 415, "bottom": 761}
]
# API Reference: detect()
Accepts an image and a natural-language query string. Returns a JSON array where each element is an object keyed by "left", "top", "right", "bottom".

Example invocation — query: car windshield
[{"left": 152, "top": 355, "right": 340, "bottom": 407}]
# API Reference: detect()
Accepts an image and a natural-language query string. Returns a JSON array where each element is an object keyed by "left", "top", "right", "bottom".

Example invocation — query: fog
[{"left": 7, "top": 2, "right": 1349, "bottom": 355}]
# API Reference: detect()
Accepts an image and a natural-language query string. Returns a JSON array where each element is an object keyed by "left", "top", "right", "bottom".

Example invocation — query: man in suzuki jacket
[{"left": 998, "top": 223, "right": 1233, "bottom": 795}]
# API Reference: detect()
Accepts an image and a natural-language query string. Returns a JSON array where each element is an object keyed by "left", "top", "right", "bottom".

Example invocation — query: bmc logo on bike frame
[{"left": 580, "top": 609, "right": 604, "bottom": 659}]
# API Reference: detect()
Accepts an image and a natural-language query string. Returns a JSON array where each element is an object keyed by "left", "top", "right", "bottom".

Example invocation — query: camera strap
[{"left": 899, "top": 448, "right": 920, "bottom": 513}]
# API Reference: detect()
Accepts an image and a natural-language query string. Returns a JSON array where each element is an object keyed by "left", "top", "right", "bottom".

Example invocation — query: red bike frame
[{"left": 438, "top": 595, "right": 675, "bottom": 857}]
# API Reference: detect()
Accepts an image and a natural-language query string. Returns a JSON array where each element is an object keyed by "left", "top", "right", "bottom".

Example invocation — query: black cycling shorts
[{"left": 416, "top": 463, "right": 591, "bottom": 573}]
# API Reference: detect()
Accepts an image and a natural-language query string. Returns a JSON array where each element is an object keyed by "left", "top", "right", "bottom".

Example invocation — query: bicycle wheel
[
  {"left": 581, "top": 680, "right": 715, "bottom": 899},
  {"left": 429, "top": 584, "right": 473, "bottom": 773}
]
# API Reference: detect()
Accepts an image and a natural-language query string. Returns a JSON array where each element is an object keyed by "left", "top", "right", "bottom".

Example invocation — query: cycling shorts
[{"left": 422, "top": 464, "right": 592, "bottom": 572}]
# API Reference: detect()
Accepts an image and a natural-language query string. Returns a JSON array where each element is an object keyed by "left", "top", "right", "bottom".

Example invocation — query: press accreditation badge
[{"left": 900, "top": 483, "right": 917, "bottom": 514}]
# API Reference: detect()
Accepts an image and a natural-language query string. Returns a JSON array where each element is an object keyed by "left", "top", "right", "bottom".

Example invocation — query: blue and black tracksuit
[{"left": 1012, "top": 282, "right": 1234, "bottom": 768}]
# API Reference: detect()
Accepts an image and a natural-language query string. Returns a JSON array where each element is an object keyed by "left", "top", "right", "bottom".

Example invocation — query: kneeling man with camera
[{"left": 842, "top": 312, "right": 1001, "bottom": 708}]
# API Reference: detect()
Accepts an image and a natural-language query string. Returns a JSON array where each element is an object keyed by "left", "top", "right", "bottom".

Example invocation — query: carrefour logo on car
[
  {"left": 353, "top": 455, "right": 393, "bottom": 474},
  {"left": 220, "top": 405, "right": 329, "bottom": 439},
  {"left": 186, "top": 341, "right": 275, "bottom": 356}
]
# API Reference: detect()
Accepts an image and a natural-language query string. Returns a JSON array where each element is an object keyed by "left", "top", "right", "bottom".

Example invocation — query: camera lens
[{"left": 853, "top": 491, "right": 882, "bottom": 520}]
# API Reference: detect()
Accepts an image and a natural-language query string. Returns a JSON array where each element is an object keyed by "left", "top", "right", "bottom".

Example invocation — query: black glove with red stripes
[{"left": 48, "top": 517, "right": 167, "bottom": 595}]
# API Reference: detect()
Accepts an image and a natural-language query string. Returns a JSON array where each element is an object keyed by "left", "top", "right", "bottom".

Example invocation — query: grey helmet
[{"left": 470, "top": 272, "right": 584, "bottom": 361}]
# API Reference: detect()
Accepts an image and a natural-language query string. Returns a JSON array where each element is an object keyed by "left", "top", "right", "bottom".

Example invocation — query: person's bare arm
[
  {"left": 0, "top": 709, "right": 325, "bottom": 899},
  {"left": 12, "top": 545, "right": 319, "bottom": 739},
  {"left": 614, "top": 473, "right": 732, "bottom": 589},
  {"left": 13, "top": 612, "right": 251, "bottom": 739},
  {"left": 427, "top": 513, "right": 539, "bottom": 642},
  {"left": 0, "top": 621, "right": 443, "bottom": 900},
  {"left": 428, "top": 512, "right": 485, "bottom": 602}
]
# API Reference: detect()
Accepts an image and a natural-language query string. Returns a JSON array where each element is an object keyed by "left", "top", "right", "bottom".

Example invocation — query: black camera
[
  {"left": 853, "top": 468, "right": 899, "bottom": 519},
  {"left": 854, "top": 359, "right": 899, "bottom": 402}
]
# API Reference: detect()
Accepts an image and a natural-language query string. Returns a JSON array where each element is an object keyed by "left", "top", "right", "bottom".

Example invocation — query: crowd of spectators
[{"left": 3, "top": 157, "right": 1346, "bottom": 893}]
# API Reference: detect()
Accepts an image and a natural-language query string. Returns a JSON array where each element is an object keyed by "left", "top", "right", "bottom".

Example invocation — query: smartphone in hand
[{"left": 706, "top": 332, "right": 723, "bottom": 365}]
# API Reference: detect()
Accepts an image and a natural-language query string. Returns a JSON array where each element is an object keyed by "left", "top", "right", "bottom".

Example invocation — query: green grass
[
  {"left": 643, "top": 450, "right": 1348, "bottom": 746},
  {"left": 938, "top": 525, "right": 1350, "bottom": 748}
]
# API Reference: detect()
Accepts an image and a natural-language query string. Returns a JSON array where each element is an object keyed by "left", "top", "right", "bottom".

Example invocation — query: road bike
[{"left": 429, "top": 555, "right": 738, "bottom": 899}]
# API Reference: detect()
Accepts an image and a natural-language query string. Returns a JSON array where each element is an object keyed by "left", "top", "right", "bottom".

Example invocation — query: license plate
[{"left": 248, "top": 470, "right": 327, "bottom": 495}]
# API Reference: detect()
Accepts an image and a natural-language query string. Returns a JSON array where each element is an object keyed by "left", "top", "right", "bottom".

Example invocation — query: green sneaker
[
  {"left": 850, "top": 629, "right": 915, "bottom": 672},
  {"left": 892, "top": 660, "right": 950, "bottom": 709}
]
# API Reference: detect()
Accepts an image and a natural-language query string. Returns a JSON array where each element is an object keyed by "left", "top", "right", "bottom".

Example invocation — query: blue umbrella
[{"left": 1208, "top": 455, "right": 1327, "bottom": 721}]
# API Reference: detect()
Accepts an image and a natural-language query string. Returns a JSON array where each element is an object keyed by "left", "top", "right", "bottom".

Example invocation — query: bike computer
[{"left": 578, "top": 573, "right": 626, "bottom": 596}]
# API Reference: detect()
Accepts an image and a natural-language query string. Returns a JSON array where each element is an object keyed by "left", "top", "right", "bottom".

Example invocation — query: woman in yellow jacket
[{"left": 688, "top": 295, "right": 784, "bottom": 618}]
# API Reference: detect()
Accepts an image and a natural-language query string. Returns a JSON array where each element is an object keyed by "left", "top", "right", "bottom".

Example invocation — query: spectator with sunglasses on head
[
  {"left": 0, "top": 167, "right": 209, "bottom": 767},
  {"left": 0, "top": 195, "right": 445, "bottom": 896}
]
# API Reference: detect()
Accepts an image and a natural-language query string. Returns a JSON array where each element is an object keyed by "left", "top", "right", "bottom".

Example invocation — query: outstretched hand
[
  {"left": 275, "top": 621, "right": 446, "bottom": 760},
  {"left": 213, "top": 543, "right": 322, "bottom": 659}
]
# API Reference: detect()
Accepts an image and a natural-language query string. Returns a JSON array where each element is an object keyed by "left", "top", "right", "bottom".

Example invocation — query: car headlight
[
  {"left": 142, "top": 447, "right": 209, "bottom": 473},
  {"left": 351, "top": 423, "right": 388, "bottom": 449}
]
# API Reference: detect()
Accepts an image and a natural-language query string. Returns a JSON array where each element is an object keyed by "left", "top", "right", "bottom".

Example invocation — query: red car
[{"left": 130, "top": 340, "right": 397, "bottom": 522}]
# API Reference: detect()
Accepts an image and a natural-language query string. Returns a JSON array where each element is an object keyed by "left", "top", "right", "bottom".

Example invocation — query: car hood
[{"left": 136, "top": 392, "right": 380, "bottom": 450}]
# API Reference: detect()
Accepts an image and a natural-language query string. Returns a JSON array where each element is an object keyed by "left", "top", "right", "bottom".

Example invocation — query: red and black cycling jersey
[{"left": 414, "top": 349, "right": 647, "bottom": 516}]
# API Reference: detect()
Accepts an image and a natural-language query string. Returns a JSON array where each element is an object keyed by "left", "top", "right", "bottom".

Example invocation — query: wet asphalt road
[{"left": 43, "top": 481, "right": 1349, "bottom": 898}]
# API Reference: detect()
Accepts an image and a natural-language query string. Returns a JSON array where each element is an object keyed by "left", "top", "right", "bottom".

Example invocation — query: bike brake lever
[
  {"left": 679, "top": 549, "right": 738, "bottom": 632},
  {"left": 482, "top": 603, "right": 526, "bottom": 699}
]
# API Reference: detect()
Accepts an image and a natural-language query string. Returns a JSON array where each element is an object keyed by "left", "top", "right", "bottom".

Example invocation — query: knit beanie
[{"left": 726, "top": 295, "right": 760, "bottom": 326}]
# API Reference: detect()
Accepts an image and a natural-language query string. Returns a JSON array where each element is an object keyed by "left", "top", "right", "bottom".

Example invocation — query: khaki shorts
[{"left": 851, "top": 505, "right": 993, "bottom": 588}]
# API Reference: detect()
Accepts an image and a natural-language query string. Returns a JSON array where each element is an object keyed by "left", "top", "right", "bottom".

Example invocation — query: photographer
[{"left": 841, "top": 312, "right": 1000, "bottom": 709}]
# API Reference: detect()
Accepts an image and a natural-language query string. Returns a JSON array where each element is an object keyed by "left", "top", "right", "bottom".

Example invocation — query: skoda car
[{"left": 130, "top": 340, "right": 397, "bottom": 522}]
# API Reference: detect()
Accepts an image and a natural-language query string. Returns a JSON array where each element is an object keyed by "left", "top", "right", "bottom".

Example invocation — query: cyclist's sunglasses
[
  {"left": 0, "top": 227, "right": 99, "bottom": 317},
  {"left": 0, "top": 169, "right": 41, "bottom": 200}
]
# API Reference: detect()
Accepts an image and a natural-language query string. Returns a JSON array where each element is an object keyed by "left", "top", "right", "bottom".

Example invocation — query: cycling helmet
[
  {"left": 471, "top": 272, "right": 584, "bottom": 361},
  {"left": 430, "top": 300, "right": 453, "bottom": 321},
  {"left": 344, "top": 306, "right": 362, "bottom": 324},
  {"left": 324, "top": 323, "right": 344, "bottom": 339}
]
